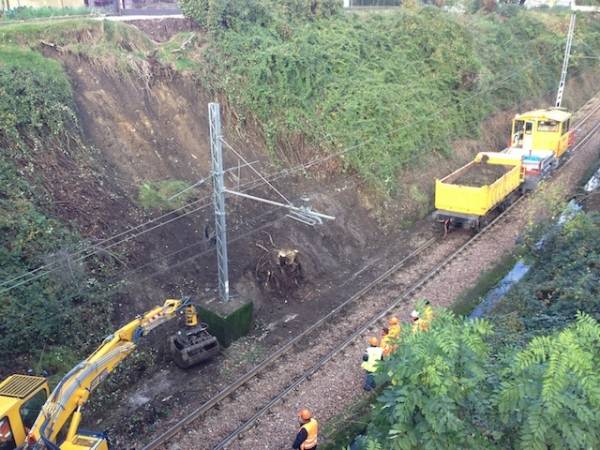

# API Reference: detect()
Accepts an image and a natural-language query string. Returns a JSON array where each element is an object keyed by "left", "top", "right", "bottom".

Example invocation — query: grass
[
  {"left": 0, "top": 20, "right": 155, "bottom": 79},
  {"left": 319, "top": 394, "right": 374, "bottom": 450},
  {"left": 138, "top": 180, "right": 198, "bottom": 211},
  {"left": 451, "top": 252, "right": 519, "bottom": 316},
  {"left": 1, "top": 6, "right": 94, "bottom": 21},
  {"left": 0, "top": 18, "right": 102, "bottom": 46}
]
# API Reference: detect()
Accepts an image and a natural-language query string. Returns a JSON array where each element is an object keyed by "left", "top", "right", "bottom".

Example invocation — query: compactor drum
[{"left": 169, "top": 323, "right": 220, "bottom": 369}]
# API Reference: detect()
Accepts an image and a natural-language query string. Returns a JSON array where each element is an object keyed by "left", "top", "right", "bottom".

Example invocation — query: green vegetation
[
  {"left": 0, "top": 42, "right": 113, "bottom": 374},
  {"left": 180, "top": 0, "right": 600, "bottom": 194},
  {"left": 0, "top": 46, "right": 76, "bottom": 151},
  {"left": 1, "top": 6, "right": 93, "bottom": 21},
  {"left": 156, "top": 31, "right": 205, "bottom": 72},
  {"left": 0, "top": 18, "right": 103, "bottom": 46},
  {"left": 349, "top": 211, "right": 600, "bottom": 449},
  {"left": 358, "top": 311, "right": 600, "bottom": 450},
  {"left": 0, "top": 20, "right": 155, "bottom": 80},
  {"left": 451, "top": 252, "right": 518, "bottom": 316},
  {"left": 495, "top": 212, "right": 600, "bottom": 338},
  {"left": 138, "top": 180, "right": 197, "bottom": 211}
]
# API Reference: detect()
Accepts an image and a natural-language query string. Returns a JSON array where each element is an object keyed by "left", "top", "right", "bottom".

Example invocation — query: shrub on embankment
[
  {"left": 0, "top": 45, "right": 113, "bottom": 374},
  {"left": 179, "top": 1, "right": 600, "bottom": 194},
  {"left": 0, "top": 20, "right": 176, "bottom": 375}
]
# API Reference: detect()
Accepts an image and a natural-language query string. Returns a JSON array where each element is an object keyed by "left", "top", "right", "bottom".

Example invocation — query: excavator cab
[
  {"left": 0, "top": 375, "right": 49, "bottom": 450},
  {"left": 0, "top": 376, "right": 110, "bottom": 450}
]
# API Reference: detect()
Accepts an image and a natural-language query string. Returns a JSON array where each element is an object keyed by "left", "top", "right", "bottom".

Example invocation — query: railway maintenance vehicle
[
  {"left": 0, "top": 298, "right": 219, "bottom": 450},
  {"left": 433, "top": 107, "right": 574, "bottom": 232},
  {"left": 506, "top": 107, "right": 574, "bottom": 189},
  {"left": 433, "top": 152, "right": 523, "bottom": 233}
]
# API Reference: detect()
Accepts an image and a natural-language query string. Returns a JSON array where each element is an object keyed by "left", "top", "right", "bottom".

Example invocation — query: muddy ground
[{"left": 19, "top": 18, "right": 600, "bottom": 447}]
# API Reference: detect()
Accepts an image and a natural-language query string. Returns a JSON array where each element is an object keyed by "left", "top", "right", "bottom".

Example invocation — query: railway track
[
  {"left": 142, "top": 95, "right": 600, "bottom": 450},
  {"left": 141, "top": 234, "right": 443, "bottom": 448}
]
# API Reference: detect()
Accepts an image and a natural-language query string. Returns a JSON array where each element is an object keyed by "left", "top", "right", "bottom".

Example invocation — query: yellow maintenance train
[{"left": 433, "top": 107, "right": 574, "bottom": 232}]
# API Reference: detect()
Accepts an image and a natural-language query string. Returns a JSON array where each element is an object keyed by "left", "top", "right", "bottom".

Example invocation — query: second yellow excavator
[{"left": 0, "top": 298, "right": 219, "bottom": 450}]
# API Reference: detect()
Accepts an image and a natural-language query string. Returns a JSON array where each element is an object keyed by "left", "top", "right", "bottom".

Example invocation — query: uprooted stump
[{"left": 255, "top": 248, "right": 304, "bottom": 296}]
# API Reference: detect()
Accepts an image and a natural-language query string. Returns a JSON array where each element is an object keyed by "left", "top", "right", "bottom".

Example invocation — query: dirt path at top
[{"left": 164, "top": 97, "right": 600, "bottom": 450}]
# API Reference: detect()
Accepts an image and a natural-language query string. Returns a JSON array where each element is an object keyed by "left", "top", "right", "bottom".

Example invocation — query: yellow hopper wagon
[{"left": 433, "top": 152, "right": 523, "bottom": 233}]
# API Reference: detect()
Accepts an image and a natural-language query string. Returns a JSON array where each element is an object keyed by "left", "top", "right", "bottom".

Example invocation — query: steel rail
[
  {"left": 142, "top": 95, "right": 600, "bottom": 450},
  {"left": 575, "top": 96, "right": 600, "bottom": 128},
  {"left": 212, "top": 98, "right": 600, "bottom": 449},
  {"left": 140, "top": 236, "right": 438, "bottom": 449}
]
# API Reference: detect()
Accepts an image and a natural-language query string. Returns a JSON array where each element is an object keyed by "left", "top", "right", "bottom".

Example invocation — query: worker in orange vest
[
  {"left": 411, "top": 309, "right": 429, "bottom": 333},
  {"left": 293, "top": 409, "right": 318, "bottom": 450},
  {"left": 388, "top": 316, "right": 401, "bottom": 338},
  {"left": 422, "top": 300, "right": 433, "bottom": 329},
  {"left": 380, "top": 327, "right": 392, "bottom": 358}
]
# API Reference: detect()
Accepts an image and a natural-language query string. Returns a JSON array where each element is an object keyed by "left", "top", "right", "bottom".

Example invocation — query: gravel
[{"left": 157, "top": 96, "right": 600, "bottom": 450}]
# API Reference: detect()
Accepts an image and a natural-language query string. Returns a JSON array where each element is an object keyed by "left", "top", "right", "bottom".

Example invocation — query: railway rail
[{"left": 141, "top": 95, "right": 600, "bottom": 450}]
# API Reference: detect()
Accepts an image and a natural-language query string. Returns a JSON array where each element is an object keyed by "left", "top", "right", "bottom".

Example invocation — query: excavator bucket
[{"left": 168, "top": 324, "right": 220, "bottom": 369}]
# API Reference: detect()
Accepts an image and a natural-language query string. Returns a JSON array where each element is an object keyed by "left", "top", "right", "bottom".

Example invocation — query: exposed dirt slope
[
  {"left": 16, "top": 19, "right": 599, "bottom": 446},
  {"left": 58, "top": 51, "right": 386, "bottom": 315}
]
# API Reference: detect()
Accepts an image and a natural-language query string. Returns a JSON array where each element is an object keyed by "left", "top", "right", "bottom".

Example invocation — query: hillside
[
  {"left": 180, "top": 2, "right": 600, "bottom": 204},
  {"left": 0, "top": 5, "right": 599, "bottom": 445}
]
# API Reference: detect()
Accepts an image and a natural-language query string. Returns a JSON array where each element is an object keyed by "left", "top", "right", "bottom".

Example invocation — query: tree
[
  {"left": 362, "top": 311, "right": 495, "bottom": 450},
  {"left": 497, "top": 313, "right": 600, "bottom": 450}
]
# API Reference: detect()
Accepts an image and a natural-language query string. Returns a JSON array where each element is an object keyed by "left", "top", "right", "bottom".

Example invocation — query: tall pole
[
  {"left": 555, "top": 13, "right": 576, "bottom": 108},
  {"left": 209, "top": 103, "right": 230, "bottom": 302}
]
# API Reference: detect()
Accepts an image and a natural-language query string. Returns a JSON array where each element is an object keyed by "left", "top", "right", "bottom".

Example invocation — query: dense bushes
[
  {"left": 0, "top": 47, "right": 112, "bottom": 373},
  {"left": 360, "top": 312, "right": 600, "bottom": 449},
  {"left": 180, "top": 1, "right": 600, "bottom": 193},
  {"left": 0, "top": 46, "right": 76, "bottom": 151},
  {"left": 356, "top": 212, "right": 600, "bottom": 449}
]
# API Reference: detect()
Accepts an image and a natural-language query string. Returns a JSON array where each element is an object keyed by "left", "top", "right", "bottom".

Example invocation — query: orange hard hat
[
  {"left": 368, "top": 336, "right": 379, "bottom": 346},
  {"left": 388, "top": 316, "right": 399, "bottom": 326},
  {"left": 299, "top": 409, "right": 312, "bottom": 421}
]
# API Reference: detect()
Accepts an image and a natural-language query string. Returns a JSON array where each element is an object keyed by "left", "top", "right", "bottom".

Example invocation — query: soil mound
[{"left": 453, "top": 161, "right": 510, "bottom": 187}]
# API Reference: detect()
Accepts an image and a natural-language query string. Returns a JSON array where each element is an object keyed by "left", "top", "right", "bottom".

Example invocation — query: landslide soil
[
  {"left": 450, "top": 161, "right": 510, "bottom": 186},
  {"left": 24, "top": 19, "right": 600, "bottom": 448}
]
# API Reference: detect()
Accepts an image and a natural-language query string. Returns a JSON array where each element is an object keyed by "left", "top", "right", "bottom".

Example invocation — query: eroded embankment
[{"left": 0, "top": 13, "right": 599, "bottom": 447}]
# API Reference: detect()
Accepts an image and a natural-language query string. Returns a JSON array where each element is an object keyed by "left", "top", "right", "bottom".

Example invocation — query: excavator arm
[{"left": 24, "top": 299, "right": 185, "bottom": 449}]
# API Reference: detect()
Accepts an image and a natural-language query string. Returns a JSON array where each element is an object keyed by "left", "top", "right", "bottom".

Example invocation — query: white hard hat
[{"left": 410, "top": 310, "right": 419, "bottom": 319}]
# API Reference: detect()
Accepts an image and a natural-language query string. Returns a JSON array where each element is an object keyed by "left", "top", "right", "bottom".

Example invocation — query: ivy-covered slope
[
  {"left": 0, "top": 42, "right": 116, "bottom": 374},
  {"left": 180, "top": 1, "right": 600, "bottom": 193}
]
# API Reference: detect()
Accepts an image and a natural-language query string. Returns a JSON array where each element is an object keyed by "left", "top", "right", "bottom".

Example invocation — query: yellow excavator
[{"left": 0, "top": 298, "right": 219, "bottom": 450}]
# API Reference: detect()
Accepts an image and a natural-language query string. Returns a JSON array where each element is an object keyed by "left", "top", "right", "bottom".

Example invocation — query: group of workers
[
  {"left": 361, "top": 301, "right": 433, "bottom": 391},
  {"left": 292, "top": 302, "right": 433, "bottom": 449}
]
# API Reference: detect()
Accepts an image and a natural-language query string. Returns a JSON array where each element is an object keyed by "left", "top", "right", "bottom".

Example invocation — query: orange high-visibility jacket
[{"left": 388, "top": 324, "right": 401, "bottom": 338}]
